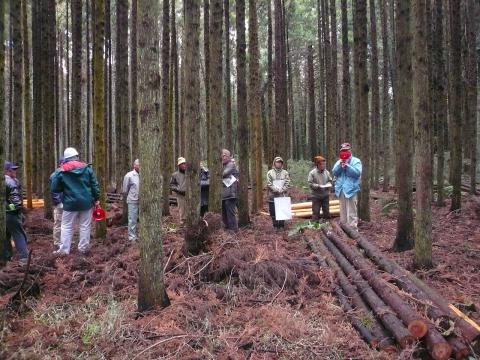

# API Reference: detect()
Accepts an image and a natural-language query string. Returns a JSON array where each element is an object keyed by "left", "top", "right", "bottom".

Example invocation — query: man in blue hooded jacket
[{"left": 331, "top": 143, "right": 362, "bottom": 229}]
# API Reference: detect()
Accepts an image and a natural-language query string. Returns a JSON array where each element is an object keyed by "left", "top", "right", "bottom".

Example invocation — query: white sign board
[{"left": 274, "top": 197, "right": 292, "bottom": 221}]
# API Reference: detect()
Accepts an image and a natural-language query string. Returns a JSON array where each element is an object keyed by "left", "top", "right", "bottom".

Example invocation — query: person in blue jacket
[{"left": 331, "top": 143, "right": 362, "bottom": 229}]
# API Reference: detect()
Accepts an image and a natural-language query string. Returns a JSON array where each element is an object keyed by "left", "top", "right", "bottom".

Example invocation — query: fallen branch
[{"left": 270, "top": 269, "right": 288, "bottom": 304}]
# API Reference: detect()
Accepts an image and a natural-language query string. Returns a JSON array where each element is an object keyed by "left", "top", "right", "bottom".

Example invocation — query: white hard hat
[{"left": 64, "top": 147, "right": 79, "bottom": 159}]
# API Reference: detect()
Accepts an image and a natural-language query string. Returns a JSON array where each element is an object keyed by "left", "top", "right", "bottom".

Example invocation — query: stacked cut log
[
  {"left": 291, "top": 199, "right": 340, "bottom": 218},
  {"left": 307, "top": 221, "right": 480, "bottom": 360}
]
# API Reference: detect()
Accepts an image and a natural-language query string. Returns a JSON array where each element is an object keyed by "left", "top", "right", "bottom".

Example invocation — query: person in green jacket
[
  {"left": 266, "top": 156, "right": 291, "bottom": 229},
  {"left": 50, "top": 147, "right": 100, "bottom": 255}
]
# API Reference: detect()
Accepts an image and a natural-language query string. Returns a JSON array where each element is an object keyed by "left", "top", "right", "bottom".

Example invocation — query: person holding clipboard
[
  {"left": 308, "top": 155, "right": 333, "bottom": 223},
  {"left": 266, "top": 156, "right": 291, "bottom": 229}
]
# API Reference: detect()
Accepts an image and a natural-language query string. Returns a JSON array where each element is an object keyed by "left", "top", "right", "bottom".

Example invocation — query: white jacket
[{"left": 122, "top": 170, "right": 140, "bottom": 203}]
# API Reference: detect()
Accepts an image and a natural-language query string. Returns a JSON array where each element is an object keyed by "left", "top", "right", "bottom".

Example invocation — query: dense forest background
[{"left": 0, "top": 0, "right": 479, "bottom": 267}]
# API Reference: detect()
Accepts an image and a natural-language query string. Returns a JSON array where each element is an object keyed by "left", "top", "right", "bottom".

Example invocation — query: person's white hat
[
  {"left": 64, "top": 147, "right": 79, "bottom": 159},
  {"left": 177, "top": 157, "right": 186, "bottom": 166}
]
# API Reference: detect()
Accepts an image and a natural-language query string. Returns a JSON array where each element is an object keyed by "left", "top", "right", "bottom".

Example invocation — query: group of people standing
[
  {"left": 3, "top": 143, "right": 361, "bottom": 263},
  {"left": 267, "top": 143, "right": 362, "bottom": 230}
]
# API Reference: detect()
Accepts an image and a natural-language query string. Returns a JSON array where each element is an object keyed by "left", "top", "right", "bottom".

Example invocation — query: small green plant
[
  {"left": 288, "top": 220, "right": 320, "bottom": 236},
  {"left": 81, "top": 322, "right": 100, "bottom": 345},
  {"left": 381, "top": 200, "right": 398, "bottom": 216}
]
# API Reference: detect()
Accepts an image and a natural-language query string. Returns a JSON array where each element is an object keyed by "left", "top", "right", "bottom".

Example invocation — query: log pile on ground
[
  {"left": 305, "top": 221, "right": 480, "bottom": 360},
  {"left": 260, "top": 199, "right": 340, "bottom": 218}
]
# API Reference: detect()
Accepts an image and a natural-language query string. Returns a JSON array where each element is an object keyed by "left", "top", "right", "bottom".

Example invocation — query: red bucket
[{"left": 92, "top": 206, "right": 106, "bottom": 221}]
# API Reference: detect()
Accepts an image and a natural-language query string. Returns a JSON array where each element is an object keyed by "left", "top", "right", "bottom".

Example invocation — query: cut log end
[
  {"left": 408, "top": 319, "right": 428, "bottom": 338},
  {"left": 379, "top": 343, "right": 398, "bottom": 354},
  {"left": 399, "top": 334, "right": 416, "bottom": 348},
  {"left": 448, "top": 337, "right": 470, "bottom": 360},
  {"left": 430, "top": 343, "right": 453, "bottom": 360}
]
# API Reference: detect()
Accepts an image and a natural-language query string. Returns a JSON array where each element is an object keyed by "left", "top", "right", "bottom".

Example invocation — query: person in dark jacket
[
  {"left": 50, "top": 147, "right": 100, "bottom": 255},
  {"left": 170, "top": 157, "right": 187, "bottom": 223},
  {"left": 49, "top": 157, "right": 65, "bottom": 249},
  {"left": 221, "top": 149, "right": 239, "bottom": 231},
  {"left": 200, "top": 162, "right": 209, "bottom": 217},
  {"left": 4, "top": 161, "right": 29, "bottom": 264}
]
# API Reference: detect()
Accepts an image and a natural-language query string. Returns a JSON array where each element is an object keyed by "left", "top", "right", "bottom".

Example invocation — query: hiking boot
[
  {"left": 53, "top": 250, "right": 69, "bottom": 257},
  {"left": 18, "top": 258, "right": 28, "bottom": 266}
]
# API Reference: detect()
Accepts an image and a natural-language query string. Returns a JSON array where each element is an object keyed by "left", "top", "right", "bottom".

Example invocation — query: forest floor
[{"left": 0, "top": 188, "right": 479, "bottom": 359}]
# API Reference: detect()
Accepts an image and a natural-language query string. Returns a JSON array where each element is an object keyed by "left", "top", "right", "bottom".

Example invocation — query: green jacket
[
  {"left": 50, "top": 161, "right": 100, "bottom": 212},
  {"left": 266, "top": 157, "right": 291, "bottom": 201}
]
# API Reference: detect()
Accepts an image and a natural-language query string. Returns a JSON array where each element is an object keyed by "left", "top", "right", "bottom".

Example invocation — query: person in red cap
[
  {"left": 3, "top": 161, "right": 29, "bottom": 264},
  {"left": 331, "top": 143, "right": 362, "bottom": 229},
  {"left": 308, "top": 155, "right": 332, "bottom": 222}
]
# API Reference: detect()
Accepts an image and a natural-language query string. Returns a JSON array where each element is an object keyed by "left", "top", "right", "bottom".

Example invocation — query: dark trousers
[
  {"left": 5, "top": 212, "right": 29, "bottom": 260},
  {"left": 222, "top": 199, "right": 238, "bottom": 231},
  {"left": 268, "top": 201, "right": 285, "bottom": 228},
  {"left": 312, "top": 196, "right": 330, "bottom": 221},
  {"left": 200, "top": 205, "right": 208, "bottom": 217}
]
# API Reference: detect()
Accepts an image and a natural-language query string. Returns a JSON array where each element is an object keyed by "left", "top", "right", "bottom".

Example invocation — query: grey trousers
[
  {"left": 222, "top": 198, "right": 238, "bottom": 231},
  {"left": 339, "top": 191, "right": 358, "bottom": 229},
  {"left": 127, "top": 203, "right": 139, "bottom": 241}
]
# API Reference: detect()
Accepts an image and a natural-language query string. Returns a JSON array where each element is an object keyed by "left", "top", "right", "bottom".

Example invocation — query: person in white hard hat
[
  {"left": 50, "top": 147, "right": 101, "bottom": 255},
  {"left": 170, "top": 157, "right": 187, "bottom": 223}
]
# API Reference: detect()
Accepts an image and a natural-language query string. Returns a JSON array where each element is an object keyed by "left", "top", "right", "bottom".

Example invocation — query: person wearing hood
[
  {"left": 170, "top": 157, "right": 187, "bottom": 223},
  {"left": 49, "top": 157, "right": 66, "bottom": 249},
  {"left": 4, "top": 161, "right": 29, "bottom": 264},
  {"left": 308, "top": 155, "right": 333, "bottom": 222},
  {"left": 266, "top": 156, "right": 291, "bottom": 229},
  {"left": 50, "top": 147, "right": 100, "bottom": 255}
]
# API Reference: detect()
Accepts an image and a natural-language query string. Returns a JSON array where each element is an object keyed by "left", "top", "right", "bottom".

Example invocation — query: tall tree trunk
[
  {"left": 353, "top": 0, "right": 370, "bottom": 222},
  {"left": 266, "top": 0, "right": 274, "bottom": 164},
  {"left": 327, "top": 0, "right": 338, "bottom": 165},
  {"left": 104, "top": 0, "right": 113, "bottom": 185},
  {"left": 412, "top": 0, "right": 433, "bottom": 269},
  {"left": 86, "top": 0, "right": 92, "bottom": 162},
  {"left": 208, "top": 0, "right": 223, "bottom": 213},
  {"left": 22, "top": 0, "right": 32, "bottom": 208},
  {"left": 0, "top": 0, "right": 7, "bottom": 264},
  {"left": 341, "top": 0, "right": 351, "bottom": 143},
  {"left": 171, "top": 0, "right": 179, "bottom": 161},
  {"left": 71, "top": 0, "right": 83, "bottom": 153},
  {"left": 465, "top": 0, "right": 478, "bottom": 194},
  {"left": 41, "top": 0, "right": 56, "bottom": 219},
  {"left": 204, "top": 0, "right": 210, "bottom": 154},
  {"left": 433, "top": 0, "right": 446, "bottom": 206},
  {"left": 448, "top": 0, "right": 462, "bottom": 211},
  {"left": 93, "top": 0, "right": 107, "bottom": 238},
  {"left": 160, "top": 0, "right": 171, "bottom": 216},
  {"left": 137, "top": 0, "right": 170, "bottom": 311},
  {"left": 393, "top": 0, "right": 414, "bottom": 251},
  {"left": 224, "top": 0, "right": 232, "bottom": 152},
  {"left": 273, "top": 0, "right": 287, "bottom": 159},
  {"left": 11, "top": 0, "right": 23, "bottom": 175},
  {"left": 369, "top": 0, "right": 380, "bottom": 190},
  {"left": 115, "top": 0, "right": 130, "bottom": 192},
  {"left": 184, "top": 0, "right": 204, "bottom": 254},
  {"left": 248, "top": 0, "right": 262, "bottom": 212},
  {"left": 131, "top": 0, "right": 138, "bottom": 159},
  {"left": 318, "top": 0, "right": 326, "bottom": 154},
  {"left": 236, "top": 0, "right": 249, "bottom": 226},
  {"left": 31, "top": 0, "right": 41, "bottom": 195},
  {"left": 285, "top": 4, "right": 294, "bottom": 160},
  {"left": 380, "top": 0, "right": 391, "bottom": 192},
  {"left": 65, "top": 0, "right": 71, "bottom": 146},
  {"left": 307, "top": 45, "right": 317, "bottom": 159}
]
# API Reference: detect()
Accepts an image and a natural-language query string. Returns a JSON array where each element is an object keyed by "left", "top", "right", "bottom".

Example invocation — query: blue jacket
[
  {"left": 49, "top": 171, "right": 63, "bottom": 206},
  {"left": 331, "top": 155, "right": 362, "bottom": 199}
]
